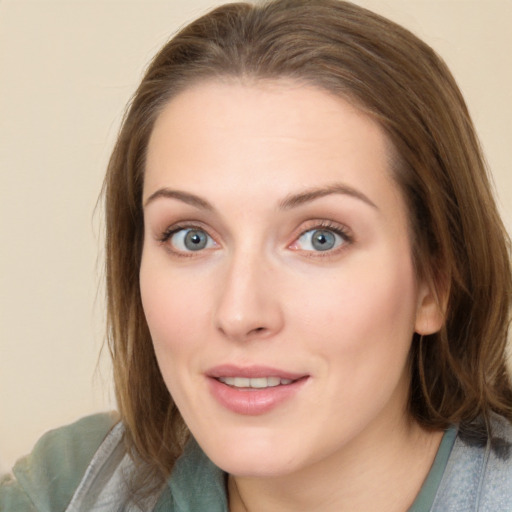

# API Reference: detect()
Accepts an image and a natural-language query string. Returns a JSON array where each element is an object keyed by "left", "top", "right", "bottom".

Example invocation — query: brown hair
[{"left": 104, "top": 0, "right": 512, "bottom": 487}]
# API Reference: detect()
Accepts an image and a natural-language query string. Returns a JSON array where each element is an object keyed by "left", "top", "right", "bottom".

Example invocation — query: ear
[{"left": 414, "top": 279, "right": 447, "bottom": 335}]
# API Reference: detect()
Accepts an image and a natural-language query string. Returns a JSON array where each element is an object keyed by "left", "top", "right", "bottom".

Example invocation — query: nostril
[{"left": 248, "top": 326, "right": 269, "bottom": 337}]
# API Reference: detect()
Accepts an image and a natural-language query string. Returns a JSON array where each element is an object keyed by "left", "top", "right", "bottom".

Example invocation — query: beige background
[{"left": 1, "top": 0, "right": 511, "bottom": 472}]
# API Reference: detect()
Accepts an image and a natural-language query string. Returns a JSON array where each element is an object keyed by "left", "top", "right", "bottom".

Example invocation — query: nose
[{"left": 213, "top": 251, "right": 284, "bottom": 342}]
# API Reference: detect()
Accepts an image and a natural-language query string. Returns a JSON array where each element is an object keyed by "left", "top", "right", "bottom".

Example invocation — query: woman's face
[{"left": 140, "top": 80, "right": 441, "bottom": 477}]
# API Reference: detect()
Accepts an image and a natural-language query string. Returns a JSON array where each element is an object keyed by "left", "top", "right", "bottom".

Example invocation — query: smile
[
  {"left": 207, "top": 365, "right": 309, "bottom": 415},
  {"left": 217, "top": 376, "right": 294, "bottom": 388}
]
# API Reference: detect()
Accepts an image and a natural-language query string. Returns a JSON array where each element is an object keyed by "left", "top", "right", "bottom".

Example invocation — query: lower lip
[{"left": 207, "top": 377, "right": 308, "bottom": 415}]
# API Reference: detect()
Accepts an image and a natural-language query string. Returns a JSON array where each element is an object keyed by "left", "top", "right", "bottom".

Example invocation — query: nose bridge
[{"left": 214, "top": 244, "right": 283, "bottom": 341}]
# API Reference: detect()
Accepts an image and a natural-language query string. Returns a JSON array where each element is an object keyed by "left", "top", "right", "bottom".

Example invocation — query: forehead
[
  {"left": 149, "top": 78, "right": 384, "bottom": 151},
  {"left": 144, "top": 79, "right": 400, "bottom": 212}
]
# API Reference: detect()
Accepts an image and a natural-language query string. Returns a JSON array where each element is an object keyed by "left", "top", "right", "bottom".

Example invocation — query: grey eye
[
  {"left": 184, "top": 230, "right": 208, "bottom": 250},
  {"left": 171, "top": 229, "right": 214, "bottom": 252},
  {"left": 297, "top": 229, "right": 344, "bottom": 252}
]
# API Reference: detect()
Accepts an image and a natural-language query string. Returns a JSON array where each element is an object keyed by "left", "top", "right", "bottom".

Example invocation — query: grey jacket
[{"left": 1, "top": 413, "right": 512, "bottom": 511}]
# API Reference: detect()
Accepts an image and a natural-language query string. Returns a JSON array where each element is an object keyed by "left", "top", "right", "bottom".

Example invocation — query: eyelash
[
  {"left": 292, "top": 220, "right": 353, "bottom": 257},
  {"left": 158, "top": 223, "right": 202, "bottom": 244},
  {"left": 156, "top": 220, "right": 353, "bottom": 257},
  {"left": 156, "top": 222, "right": 215, "bottom": 257}
]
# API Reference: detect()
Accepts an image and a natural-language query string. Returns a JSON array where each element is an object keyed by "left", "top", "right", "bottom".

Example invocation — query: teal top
[
  {"left": 408, "top": 426, "right": 457, "bottom": 511},
  {"left": 0, "top": 414, "right": 117, "bottom": 512},
  {"left": 1, "top": 413, "right": 511, "bottom": 511}
]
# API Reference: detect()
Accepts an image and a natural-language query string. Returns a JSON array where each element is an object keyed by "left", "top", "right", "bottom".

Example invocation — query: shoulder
[
  {"left": 0, "top": 412, "right": 119, "bottom": 512},
  {"left": 478, "top": 415, "right": 512, "bottom": 510},
  {"left": 432, "top": 414, "right": 512, "bottom": 511}
]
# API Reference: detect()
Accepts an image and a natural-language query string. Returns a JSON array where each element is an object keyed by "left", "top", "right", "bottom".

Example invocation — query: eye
[
  {"left": 166, "top": 228, "right": 216, "bottom": 252},
  {"left": 294, "top": 228, "right": 348, "bottom": 252}
]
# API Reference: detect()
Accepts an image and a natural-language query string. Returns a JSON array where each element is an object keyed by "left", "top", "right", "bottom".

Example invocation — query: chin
[
  {"left": 197, "top": 428, "right": 311, "bottom": 477},
  {"left": 212, "top": 453, "right": 300, "bottom": 478}
]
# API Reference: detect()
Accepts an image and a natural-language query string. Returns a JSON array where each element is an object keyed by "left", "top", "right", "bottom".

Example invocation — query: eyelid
[
  {"left": 156, "top": 222, "right": 219, "bottom": 256},
  {"left": 288, "top": 220, "right": 354, "bottom": 255},
  {"left": 156, "top": 220, "right": 211, "bottom": 240}
]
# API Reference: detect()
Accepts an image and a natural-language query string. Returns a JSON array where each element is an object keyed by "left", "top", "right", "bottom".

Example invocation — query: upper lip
[{"left": 206, "top": 364, "right": 307, "bottom": 381}]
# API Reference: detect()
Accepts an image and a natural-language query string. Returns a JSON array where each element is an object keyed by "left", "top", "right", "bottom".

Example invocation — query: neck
[{"left": 228, "top": 418, "right": 443, "bottom": 512}]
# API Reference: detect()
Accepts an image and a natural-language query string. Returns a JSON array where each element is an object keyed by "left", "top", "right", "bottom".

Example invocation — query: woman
[{"left": 2, "top": 0, "right": 511, "bottom": 510}]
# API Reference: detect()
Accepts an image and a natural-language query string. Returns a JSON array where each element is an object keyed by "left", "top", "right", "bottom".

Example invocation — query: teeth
[{"left": 218, "top": 376, "right": 294, "bottom": 388}]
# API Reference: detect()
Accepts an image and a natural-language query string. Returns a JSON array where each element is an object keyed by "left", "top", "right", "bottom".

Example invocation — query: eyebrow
[
  {"left": 143, "top": 182, "right": 378, "bottom": 211},
  {"left": 279, "top": 183, "right": 378, "bottom": 210},
  {"left": 144, "top": 188, "right": 214, "bottom": 210}
]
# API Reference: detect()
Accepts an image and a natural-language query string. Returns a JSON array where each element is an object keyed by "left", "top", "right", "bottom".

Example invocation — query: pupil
[
  {"left": 184, "top": 230, "right": 207, "bottom": 251},
  {"left": 312, "top": 230, "right": 335, "bottom": 251}
]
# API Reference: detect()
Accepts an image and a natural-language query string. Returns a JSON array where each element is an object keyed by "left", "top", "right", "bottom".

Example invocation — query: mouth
[
  {"left": 216, "top": 376, "right": 294, "bottom": 389},
  {"left": 206, "top": 365, "right": 309, "bottom": 415}
]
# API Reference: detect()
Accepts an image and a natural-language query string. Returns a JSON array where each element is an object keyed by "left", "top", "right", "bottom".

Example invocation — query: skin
[{"left": 140, "top": 80, "right": 445, "bottom": 511}]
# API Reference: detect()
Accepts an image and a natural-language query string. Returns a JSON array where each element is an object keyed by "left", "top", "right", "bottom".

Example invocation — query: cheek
[
  {"left": 302, "top": 252, "right": 418, "bottom": 386},
  {"left": 139, "top": 256, "right": 209, "bottom": 360},
  {"left": 139, "top": 259, "right": 211, "bottom": 412}
]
